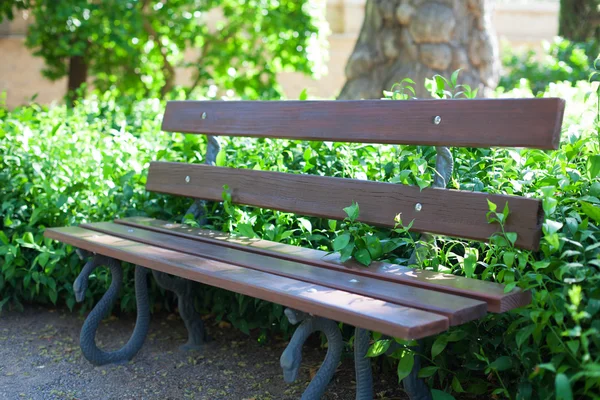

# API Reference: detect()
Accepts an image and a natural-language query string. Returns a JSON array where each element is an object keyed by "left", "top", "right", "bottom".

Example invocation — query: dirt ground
[{"left": 0, "top": 306, "right": 407, "bottom": 400}]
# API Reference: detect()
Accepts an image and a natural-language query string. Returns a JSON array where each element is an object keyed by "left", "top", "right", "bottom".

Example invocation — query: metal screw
[
  {"left": 201, "top": 112, "right": 207, "bottom": 119},
  {"left": 415, "top": 203, "right": 422, "bottom": 212},
  {"left": 349, "top": 279, "right": 359, "bottom": 283},
  {"left": 433, "top": 115, "right": 442, "bottom": 125},
  {"left": 185, "top": 176, "right": 190, "bottom": 183},
  {"left": 127, "top": 229, "right": 134, "bottom": 233}
]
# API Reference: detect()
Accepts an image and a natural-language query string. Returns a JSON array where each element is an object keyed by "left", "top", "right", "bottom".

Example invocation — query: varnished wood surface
[
  {"left": 116, "top": 217, "right": 532, "bottom": 313},
  {"left": 82, "top": 221, "right": 487, "bottom": 325},
  {"left": 146, "top": 163, "right": 544, "bottom": 250},
  {"left": 161, "top": 99, "right": 564, "bottom": 149},
  {"left": 44, "top": 226, "right": 449, "bottom": 339}
]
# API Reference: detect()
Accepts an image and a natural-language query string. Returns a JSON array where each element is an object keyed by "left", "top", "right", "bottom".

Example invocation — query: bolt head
[
  {"left": 415, "top": 203, "right": 422, "bottom": 212},
  {"left": 201, "top": 112, "right": 207, "bottom": 119},
  {"left": 433, "top": 116, "right": 441, "bottom": 125},
  {"left": 185, "top": 176, "right": 190, "bottom": 183}
]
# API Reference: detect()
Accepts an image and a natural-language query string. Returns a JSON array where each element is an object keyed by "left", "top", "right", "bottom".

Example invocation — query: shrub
[
  {"left": 1, "top": 67, "right": 599, "bottom": 398},
  {"left": 500, "top": 36, "right": 599, "bottom": 95}
]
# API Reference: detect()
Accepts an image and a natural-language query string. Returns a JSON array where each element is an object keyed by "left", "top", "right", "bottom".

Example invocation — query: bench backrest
[{"left": 149, "top": 99, "right": 565, "bottom": 251}]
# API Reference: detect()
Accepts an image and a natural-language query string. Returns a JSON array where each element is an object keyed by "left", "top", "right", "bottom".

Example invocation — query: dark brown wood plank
[
  {"left": 44, "top": 226, "right": 449, "bottom": 339},
  {"left": 162, "top": 99, "right": 564, "bottom": 149},
  {"left": 146, "top": 163, "right": 544, "bottom": 250},
  {"left": 82, "top": 221, "right": 487, "bottom": 325},
  {"left": 116, "top": 217, "right": 532, "bottom": 313}
]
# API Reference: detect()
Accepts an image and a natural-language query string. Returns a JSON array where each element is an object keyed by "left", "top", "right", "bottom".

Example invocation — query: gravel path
[{"left": 0, "top": 306, "right": 406, "bottom": 400}]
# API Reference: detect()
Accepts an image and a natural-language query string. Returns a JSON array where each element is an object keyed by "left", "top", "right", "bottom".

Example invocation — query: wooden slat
[
  {"left": 116, "top": 217, "right": 532, "bottom": 313},
  {"left": 146, "top": 163, "right": 544, "bottom": 250},
  {"left": 82, "top": 221, "right": 487, "bottom": 325},
  {"left": 44, "top": 226, "right": 449, "bottom": 339},
  {"left": 162, "top": 99, "right": 565, "bottom": 149}
]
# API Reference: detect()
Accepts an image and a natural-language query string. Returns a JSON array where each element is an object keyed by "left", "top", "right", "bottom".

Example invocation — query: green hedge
[{"left": 1, "top": 77, "right": 599, "bottom": 399}]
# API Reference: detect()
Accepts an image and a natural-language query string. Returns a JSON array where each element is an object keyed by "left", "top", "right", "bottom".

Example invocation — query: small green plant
[
  {"left": 425, "top": 69, "right": 479, "bottom": 99},
  {"left": 331, "top": 202, "right": 383, "bottom": 266}
]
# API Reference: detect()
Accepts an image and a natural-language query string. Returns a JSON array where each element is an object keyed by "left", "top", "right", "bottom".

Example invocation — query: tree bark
[
  {"left": 67, "top": 55, "right": 88, "bottom": 106},
  {"left": 339, "top": 0, "right": 500, "bottom": 99},
  {"left": 559, "top": 0, "right": 600, "bottom": 42}
]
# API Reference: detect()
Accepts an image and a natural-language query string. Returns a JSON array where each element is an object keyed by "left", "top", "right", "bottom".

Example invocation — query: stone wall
[{"left": 0, "top": 1, "right": 559, "bottom": 108}]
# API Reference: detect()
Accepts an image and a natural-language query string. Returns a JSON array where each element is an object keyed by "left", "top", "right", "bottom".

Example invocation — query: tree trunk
[
  {"left": 67, "top": 55, "right": 88, "bottom": 106},
  {"left": 559, "top": 0, "right": 600, "bottom": 42},
  {"left": 339, "top": 0, "right": 500, "bottom": 99}
]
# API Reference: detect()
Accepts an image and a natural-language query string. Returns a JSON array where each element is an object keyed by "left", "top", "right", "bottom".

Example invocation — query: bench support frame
[
  {"left": 73, "top": 252, "right": 151, "bottom": 366},
  {"left": 280, "top": 308, "right": 343, "bottom": 400},
  {"left": 152, "top": 271, "right": 207, "bottom": 350}
]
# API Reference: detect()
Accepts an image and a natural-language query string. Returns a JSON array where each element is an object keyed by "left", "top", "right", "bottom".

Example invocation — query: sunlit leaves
[{"left": 22, "top": 0, "right": 327, "bottom": 100}]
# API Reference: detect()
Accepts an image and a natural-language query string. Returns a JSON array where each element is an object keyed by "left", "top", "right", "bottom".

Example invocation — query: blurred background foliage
[{"left": 1, "top": 0, "right": 328, "bottom": 102}]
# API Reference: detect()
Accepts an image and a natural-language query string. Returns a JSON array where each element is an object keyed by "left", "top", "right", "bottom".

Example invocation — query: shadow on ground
[{"left": 0, "top": 306, "right": 407, "bottom": 400}]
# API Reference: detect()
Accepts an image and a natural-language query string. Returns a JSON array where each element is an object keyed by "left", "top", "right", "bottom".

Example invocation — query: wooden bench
[{"left": 45, "top": 98, "right": 565, "bottom": 399}]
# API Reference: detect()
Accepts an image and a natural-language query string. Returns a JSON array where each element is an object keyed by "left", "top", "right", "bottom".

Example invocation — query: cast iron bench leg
[
  {"left": 151, "top": 271, "right": 207, "bottom": 350},
  {"left": 354, "top": 328, "right": 373, "bottom": 400},
  {"left": 73, "top": 252, "right": 151, "bottom": 365},
  {"left": 280, "top": 309, "right": 343, "bottom": 400}
]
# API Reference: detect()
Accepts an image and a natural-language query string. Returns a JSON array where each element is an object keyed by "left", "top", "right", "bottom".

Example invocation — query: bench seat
[
  {"left": 115, "top": 216, "right": 532, "bottom": 313},
  {"left": 46, "top": 216, "right": 529, "bottom": 338}
]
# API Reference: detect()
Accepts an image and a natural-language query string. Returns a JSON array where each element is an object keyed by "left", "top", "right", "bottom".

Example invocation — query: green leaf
[
  {"left": 431, "top": 389, "right": 456, "bottom": 400},
  {"left": 516, "top": 325, "right": 535, "bottom": 348},
  {"left": 506, "top": 232, "right": 517, "bottom": 246},
  {"left": 489, "top": 356, "right": 513, "bottom": 372},
  {"left": 503, "top": 251, "right": 515, "bottom": 267},
  {"left": 339, "top": 243, "right": 354, "bottom": 262},
  {"left": 298, "top": 88, "right": 308, "bottom": 100},
  {"left": 0, "top": 231, "right": 8, "bottom": 245},
  {"left": 555, "top": 373, "right": 573, "bottom": 400},
  {"left": 588, "top": 155, "right": 600, "bottom": 178},
  {"left": 417, "top": 366, "right": 438, "bottom": 378},
  {"left": 215, "top": 150, "right": 227, "bottom": 167},
  {"left": 537, "top": 363, "right": 556, "bottom": 373},
  {"left": 303, "top": 147, "right": 312, "bottom": 162},
  {"left": 544, "top": 220, "right": 563, "bottom": 235},
  {"left": 581, "top": 201, "right": 600, "bottom": 223},
  {"left": 450, "top": 69, "right": 460, "bottom": 87},
  {"left": 366, "top": 339, "right": 391, "bottom": 357},
  {"left": 239, "top": 319, "right": 250, "bottom": 335},
  {"left": 533, "top": 261, "right": 550, "bottom": 270},
  {"left": 504, "top": 282, "right": 517, "bottom": 293},
  {"left": 365, "top": 236, "right": 382, "bottom": 259},
  {"left": 451, "top": 376, "right": 465, "bottom": 393},
  {"left": 328, "top": 220, "right": 337, "bottom": 231},
  {"left": 332, "top": 233, "right": 351, "bottom": 252},
  {"left": 463, "top": 248, "right": 478, "bottom": 278},
  {"left": 297, "top": 218, "right": 312, "bottom": 234},
  {"left": 431, "top": 335, "right": 448, "bottom": 358},
  {"left": 396, "top": 352, "right": 415, "bottom": 382},
  {"left": 22, "top": 232, "right": 34, "bottom": 245},
  {"left": 343, "top": 202, "right": 360, "bottom": 222},
  {"left": 354, "top": 248, "right": 372, "bottom": 266},
  {"left": 236, "top": 223, "right": 257, "bottom": 238}
]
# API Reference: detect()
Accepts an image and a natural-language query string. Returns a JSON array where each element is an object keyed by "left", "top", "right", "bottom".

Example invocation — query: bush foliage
[
  {"left": 500, "top": 36, "right": 599, "bottom": 95},
  {"left": 2, "top": 62, "right": 600, "bottom": 399}
]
